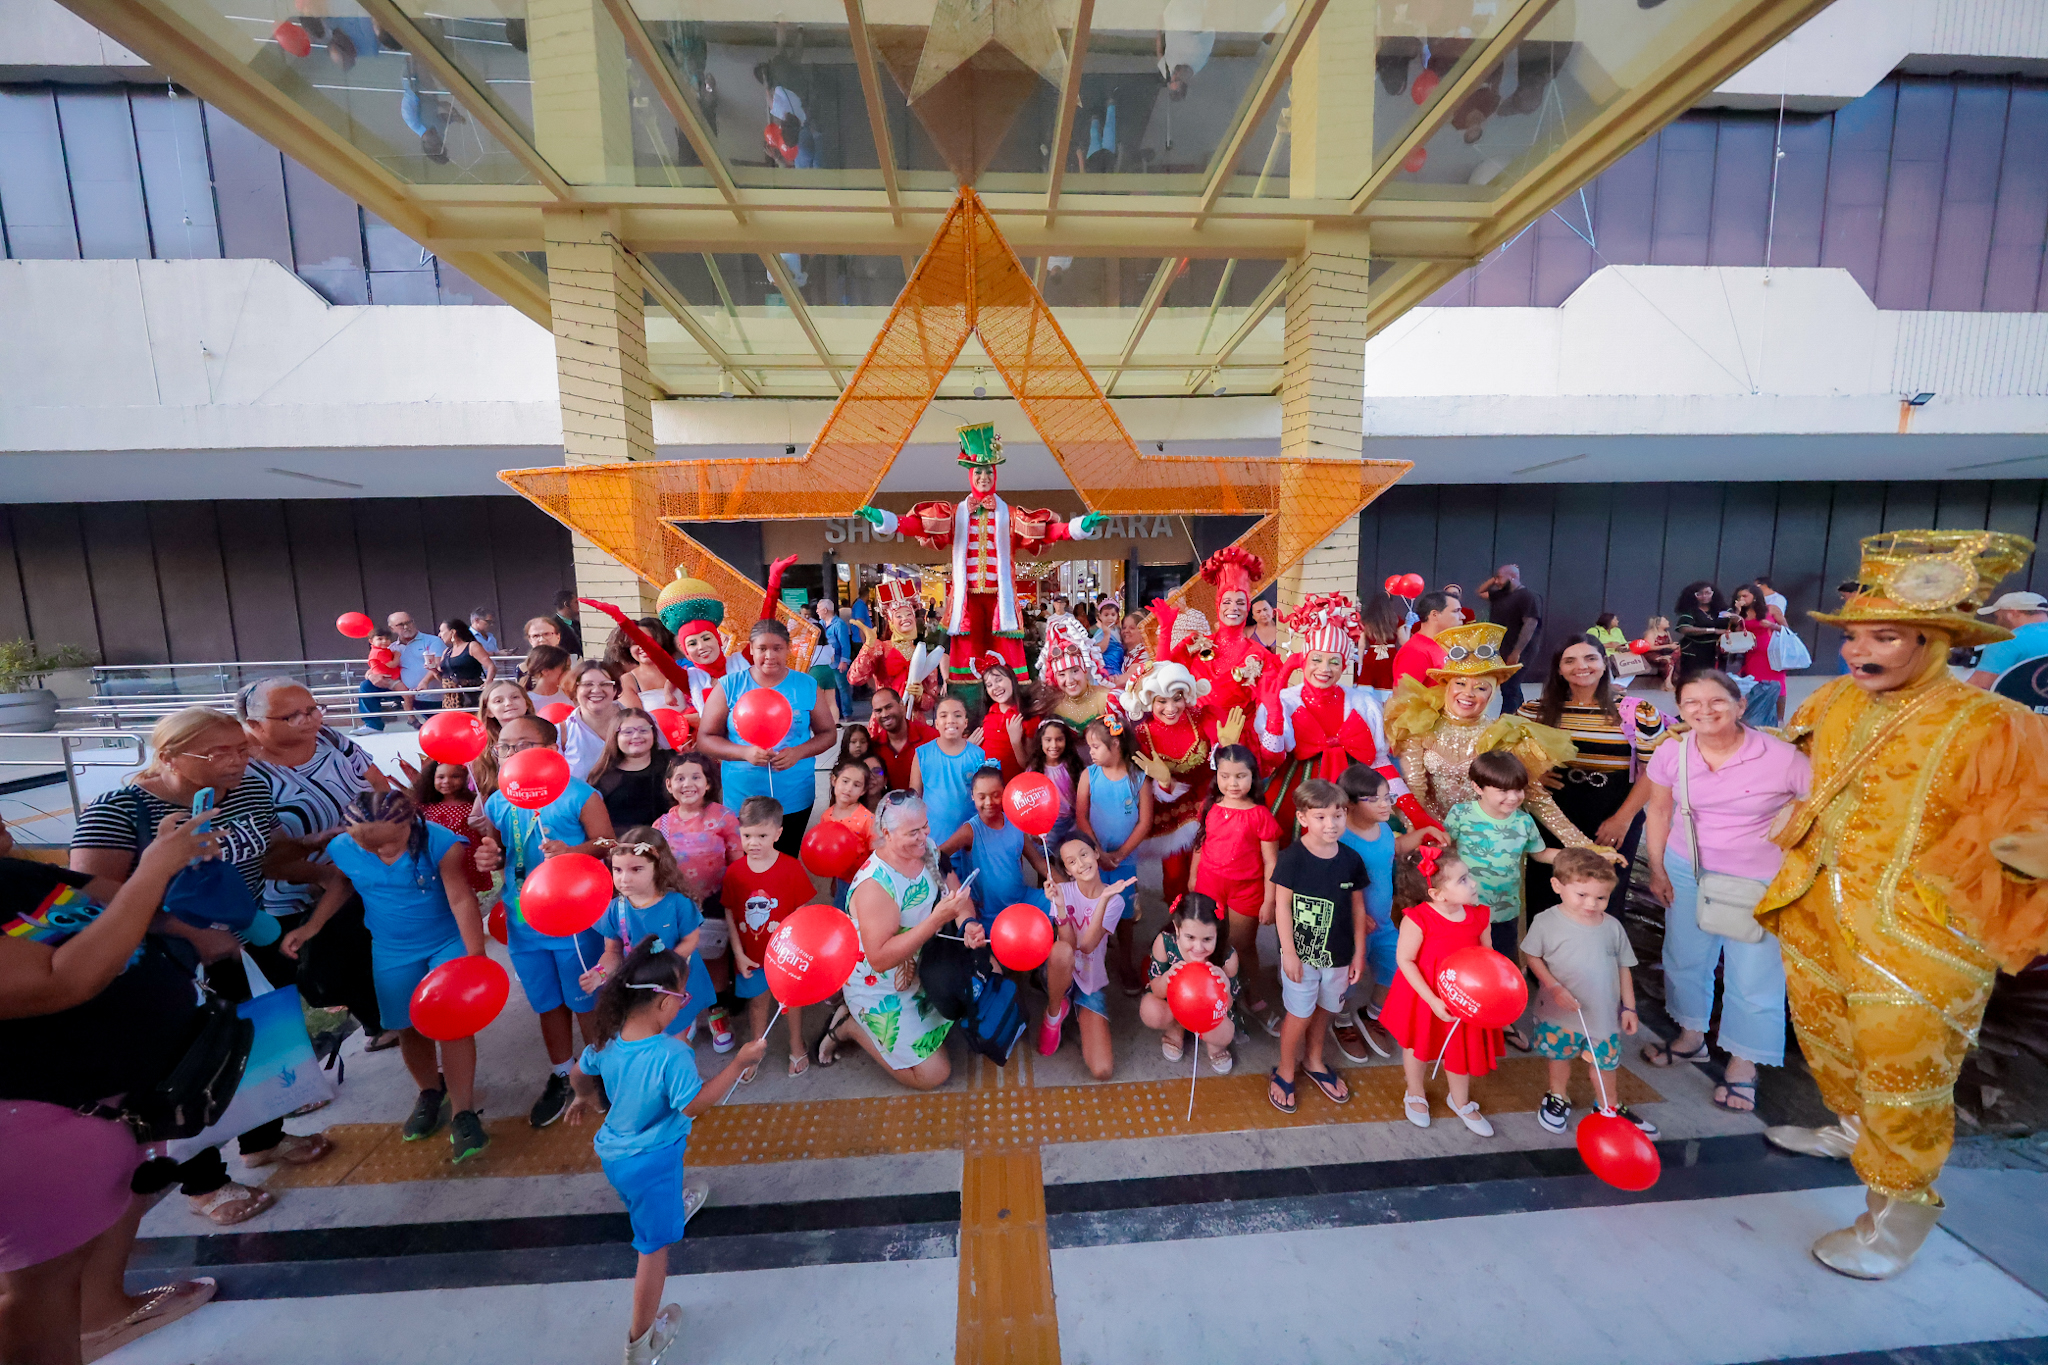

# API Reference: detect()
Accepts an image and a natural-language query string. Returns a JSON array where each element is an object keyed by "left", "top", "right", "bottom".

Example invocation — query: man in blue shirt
[
  {"left": 815, "top": 597, "right": 854, "bottom": 718},
  {"left": 386, "top": 610, "right": 444, "bottom": 717},
  {"left": 1970, "top": 592, "right": 2048, "bottom": 710}
]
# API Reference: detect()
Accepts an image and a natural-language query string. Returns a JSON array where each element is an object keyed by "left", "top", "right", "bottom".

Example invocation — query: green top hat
[{"left": 956, "top": 421, "right": 1004, "bottom": 467}]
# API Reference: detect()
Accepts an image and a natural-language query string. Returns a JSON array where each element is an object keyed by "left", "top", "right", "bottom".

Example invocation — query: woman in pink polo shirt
[{"left": 1640, "top": 670, "right": 1810, "bottom": 1113}]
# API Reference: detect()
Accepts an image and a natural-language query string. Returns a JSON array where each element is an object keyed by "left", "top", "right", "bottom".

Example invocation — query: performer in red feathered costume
[
  {"left": 1149, "top": 546, "right": 1280, "bottom": 747},
  {"left": 1254, "top": 592, "right": 1431, "bottom": 836}
]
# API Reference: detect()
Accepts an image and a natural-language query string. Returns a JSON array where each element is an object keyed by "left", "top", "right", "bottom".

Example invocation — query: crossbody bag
[{"left": 1676, "top": 734, "right": 1769, "bottom": 945}]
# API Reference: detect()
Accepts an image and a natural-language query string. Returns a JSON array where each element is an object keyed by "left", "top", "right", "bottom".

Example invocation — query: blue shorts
[
  {"left": 1365, "top": 922, "right": 1399, "bottom": 991},
  {"left": 733, "top": 963, "right": 769, "bottom": 999},
  {"left": 600, "top": 1140, "right": 691, "bottom": 1254},
  {"left": 372, "top": 937, "right": 467, "bottom": 1032},
  {"left": 511, "top": 945, "right": 597, "bottom": 1015},
  {"left": 1070, "top": 983, "right": 1108, "bottom": 1018}
]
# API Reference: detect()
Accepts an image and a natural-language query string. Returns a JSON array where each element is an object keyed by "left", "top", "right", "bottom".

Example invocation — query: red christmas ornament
[{"left": 763, "top": 904, "right": 864, "bottom": 1008}]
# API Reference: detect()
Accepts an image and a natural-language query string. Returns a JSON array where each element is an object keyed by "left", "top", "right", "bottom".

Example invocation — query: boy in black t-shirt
[{"left": 1269, "top": 779, "right": 1368, "bottom": 1115}]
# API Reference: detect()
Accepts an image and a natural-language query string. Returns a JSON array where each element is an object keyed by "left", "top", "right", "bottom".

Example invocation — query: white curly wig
[{"left": 1118, "top": 660, "right": 1208, "bottom": 719}]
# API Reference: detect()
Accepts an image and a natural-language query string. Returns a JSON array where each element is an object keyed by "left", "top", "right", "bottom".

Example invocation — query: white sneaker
[
  {"left": 1403, "top": 1092, "right": 1431, "bottom": 1128},
  {"left": 1453, "top": 1099, "right": 1494, "bottom": 1137},
  {"left": 682, "top": 1179, "right": 709, "bottom": 1226},
  {"left": 625, "top": 1303, "right": 682, "bottom": 1365}
]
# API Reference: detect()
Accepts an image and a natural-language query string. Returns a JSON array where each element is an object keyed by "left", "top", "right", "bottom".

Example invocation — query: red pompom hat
[{"left": 1199, "top": 546, "right": 1264, "bottom": 600}]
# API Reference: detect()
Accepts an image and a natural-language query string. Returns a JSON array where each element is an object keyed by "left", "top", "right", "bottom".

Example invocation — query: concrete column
[
  {"left": 1276, "top": 221, "right": 1369, "bottom": 612},
  {"left": 545, "top": 206, "right": 660, "bottom": 638},
  {"left": 1287, "top": 3, "right": 1374, "bottom": 202},
  {"left": 528, "top": 0, "right": 634, "bottom": 185}
]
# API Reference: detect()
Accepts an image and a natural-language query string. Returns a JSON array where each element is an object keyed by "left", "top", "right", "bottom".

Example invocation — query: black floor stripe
[{"left": 1754, "top": 1340, "right": 2048, "bottom": 1365}]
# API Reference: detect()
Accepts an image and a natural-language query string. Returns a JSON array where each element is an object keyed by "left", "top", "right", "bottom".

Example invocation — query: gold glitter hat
[
  {"left": 1810, "top": 529, "right": 2034, "bottom": 648},
  {"left": 1425, "top": 621, "right": 1521, "bottom": 683}
]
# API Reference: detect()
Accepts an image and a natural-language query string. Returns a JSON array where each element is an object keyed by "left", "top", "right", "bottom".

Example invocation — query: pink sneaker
[{"left": 1037, "top": 1003, "right": 1068, "bottom": 1056}]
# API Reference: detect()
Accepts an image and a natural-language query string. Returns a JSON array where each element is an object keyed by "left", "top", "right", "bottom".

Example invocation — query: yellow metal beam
[
  {"left": 1364, "top": 259, "right": 1464, "bottom": 337},
  {"left": 841, "top": 0, "right": 904, "bottom": 229},
  {"left": 759, "top": 253, "right": 848, "bottom": 389},
  {"left": 633, "top": 251, "right": 763, "bottom": 394},
  {"left": 1041, "top": 0, "right": 1095, "bottom": 228},
  {"left": 1191, "top": 0, "right": 1328, "bottom": 226},
  {"left": 597, "top": 0, "right": 746, "bottom": 219},
  {"left": 441, "top": 249, "right": 552, "bottom": 328},
  {"left": 355, "top": 0, "right": 573, "bottom": 200},
  {"left": 1103, "top": 256, "right": 1184, "bottom": 397},
  {"left": 1182, "top": 265, "right": 1288, "bottom": 394}
]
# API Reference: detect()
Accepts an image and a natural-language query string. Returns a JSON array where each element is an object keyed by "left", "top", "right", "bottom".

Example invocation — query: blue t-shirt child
[
  {"left": 1340, "top": 822, "right": 1399, "bottom": 985},
  {"left": 596, "top": 890, "right": 715, "bottom": 1033},
  {"left": 917, "top": 739, "right": 989, "bottom": 853},
  {"left": 486, "top": 779, "right": 603, "bottom": 956},
  {"left": 578, "top": 1033, "right": 704, "bottom": 1162},
  {"left": 717, "top": 668, "right": 818, "bottom": 812},
  {"left": 328, "top": 821, "right": 467, "bottom": 961},
  {"left": 964, "top": 815, "right": 1048, "bottom": 927}
]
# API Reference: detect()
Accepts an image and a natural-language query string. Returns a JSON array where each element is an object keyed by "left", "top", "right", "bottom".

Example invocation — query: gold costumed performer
[{"left": 1757, "top": 530, "right": 2048, "bottom": 1280}]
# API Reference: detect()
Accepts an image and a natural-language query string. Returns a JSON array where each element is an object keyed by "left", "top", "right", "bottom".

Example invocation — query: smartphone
[{"left": 190, "top": 786, "right": 217, "bottom": 836}]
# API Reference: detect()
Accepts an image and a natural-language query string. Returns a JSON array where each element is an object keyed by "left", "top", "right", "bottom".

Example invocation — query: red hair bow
[{"left": 1416, "top": 844, "right": 1441, "bottom": 880}]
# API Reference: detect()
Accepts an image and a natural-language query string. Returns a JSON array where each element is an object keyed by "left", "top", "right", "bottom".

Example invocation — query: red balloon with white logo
[
  {"left": 800, "top": 820, "right": 868, "bottom": 882},
  {"left": 1166, "top": 960, "right": 1233, "bottom": 1037},
  {"left": 409, "top": 955, "right": 509, "bottom": 1040},
  {"left": 1577, "top": 1111, "right": 1661, "bottom": 1191},
  {"left": 647, "top": 706, "right": 690, "bottom": 750},
  {"left": 336, "top": 611, "right": 373, "bottom": 639},
  {"left": 763, "top": 903, "right": 864, "bottom": 1008},
  {"left": 419, "top": 710, "right": 488, "bottom": 765},
  {"left": 497, "top": 747, "right": 570, "bottom": 809},
  {"left": 731, "top": 688, "right": 793, "bottom": 749},
  {"left": 1002, "top": 772, "right": 1060, "bottom": 838},
  {"left": 989, "top": 903, "right": 1055, "bottom": 971},
  {"left": 537, "top": 702, "right": 573, "bottom": 724},
  {"left": 517, "top": 852, "right": 610, "bottom": 937},
  {"left": 1433, "top": 945, "right": 1528, "bottom": 1028}
]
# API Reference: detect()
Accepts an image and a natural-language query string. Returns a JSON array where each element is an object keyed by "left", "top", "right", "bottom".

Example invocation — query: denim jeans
[
  {"left": 1742, "top": 679, "right": 1783, "bottom": 727},
  {"left": 356, "top": 679, "right": 400, "bottom": 731},
  {"left": 1661, "top": 854, "right": 1787, "bottom": 1065}
]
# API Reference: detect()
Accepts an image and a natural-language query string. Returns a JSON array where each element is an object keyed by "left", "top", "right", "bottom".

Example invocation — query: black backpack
[
  {"left": 90, "top": 991, "right": 253, "bottom": 1142},
  {"left": 916, "top": 932, "right": 1026, "bottom": 1064}
]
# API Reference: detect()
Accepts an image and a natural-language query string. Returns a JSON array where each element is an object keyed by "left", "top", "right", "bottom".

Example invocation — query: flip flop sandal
[
  {"left": 1504, "top": 1027, "right": 1534, "bottom": 1053},
  {"left": 738, "top": 1064, "right": 759, "bottom": 1085},
  {"left": 1713, "top": 1079, "right": 1758, "bottom": 1112},
  {"left": 1304, "top": 1067, "right": 1350, "bottom": 1105},
  {"left": 80, "top": 1278, "right": 218, "bottom": 1364},
  {"left": 242, "top": 1132, "right": 332, "bottom": 1168},
  {"left": 191, "top": 1184, "right": 272, "bottom": 1226},
  {"left": 1267, "top": 1068, "right": 1297, "bottom": 1114},
  {"left": 788, "top": 1052, "right": 811, "bottom": 1078},
  {"left": 814, "top": 1006, "right": 854, "bottom": 1067},
  {"left": 1642, "top": 1038, "right": 1712, "bottom": 1068},
  {"left": 1251, "top": 1002, "right": 1283, "bottom": 1038}
]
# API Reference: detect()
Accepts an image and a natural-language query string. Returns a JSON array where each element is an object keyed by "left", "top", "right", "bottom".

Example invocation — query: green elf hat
[
  {"left": 655, "top": 567, "right": 726, "bottom": 636},
  {"left": 956, "top": 421, "right": 1004, "bottom": 467}
]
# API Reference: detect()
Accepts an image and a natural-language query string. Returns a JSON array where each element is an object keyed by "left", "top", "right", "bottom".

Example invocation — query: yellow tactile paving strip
[
  {"left": 956, "top": 1052, "right": 1060, "bottom": 1364},
  {"left": 264, "top": 1057, "right": 1658, "bottom": 1188}
]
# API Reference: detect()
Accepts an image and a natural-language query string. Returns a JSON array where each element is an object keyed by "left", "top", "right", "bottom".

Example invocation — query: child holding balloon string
[
  {"left": 1073, "top": 716, "right": 1153, "bottom": 994},
  {"left": 939, "top": 769, "right": 1052, "bottom": 933},
  {"left": 1023, "top": 715, "right": 1084, "bottom": 858},
  {"left": 280, "top": 789, "right": 493, "bottom": 1163},
  {"left": 567, "top": 936, "right": 767, "bottom": 1365},
  {"left": 1380, "top": 841, "right": 1502, "bottom": 1136},
  {"left": 1140, "top": 894, "right": 1240, "bottom": 1072},
  {"left": 1188, "top": 744, "right": 1282, "bottom": 1036},
  {"left": 722, "top": 796, "right": 821, "bottom": 1079},
  {"left": 653, "top": 753, "right": 742, "bottom": 1052},
  {"left": 471, "top": 713, "right": 618, "bottom": 1130},
  {"left": 1043, "top": 832, "right": 1135, "bottom": 1075},
  {"left": 578, "top": 828, "right": 715, "bottom": 1047},
  {"left": 817, "top": 756, "right": 876, "bottom": 908},
  {"left": 909, "top": 695, "right": 989, "bottom": 873}
]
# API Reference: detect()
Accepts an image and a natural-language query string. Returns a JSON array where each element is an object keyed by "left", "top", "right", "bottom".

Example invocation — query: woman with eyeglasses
[
  {"left": 561, "top": 660, "right": 667, "bottom": 784},
  {"left": 1518, "top": 635, "right": 1668, "bottom": 920},
  {"left": 1639, "top": 670, "right": 1809, "bottom": 1115},
  {"left": 70, "top": 707, "right": 335, "bottom": 1227}
]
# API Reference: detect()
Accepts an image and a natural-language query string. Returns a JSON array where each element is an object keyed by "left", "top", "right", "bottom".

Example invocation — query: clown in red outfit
[
  {"left": 856, "top": 423, "right": 1104, "bottom": 697},
  {"left": 1122, "top": 660, "right": 1212, "bottom": 912},
  {"left": 1149, "top": 546, "right": 1280, "bottom": 743},
  {"left": 1254, "top": 592, "right": 1427, "bottom": 837}
]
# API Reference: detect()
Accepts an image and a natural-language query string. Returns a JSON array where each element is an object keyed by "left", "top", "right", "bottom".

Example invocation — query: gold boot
[
  {"left": 1812, "top": 1188, "right": 1944, "bottom": 1280},
  {"left": 1765, "top": 1113, "right": 1861, "bottom": 1160}
]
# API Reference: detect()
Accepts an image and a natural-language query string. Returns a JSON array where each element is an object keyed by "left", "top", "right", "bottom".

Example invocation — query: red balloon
[
  {"left": 1412, "top": 67, "right": 1441, "bottom": 105},
  {"left": 1002, "top": 772, "right": 1060, "bottom": 838},
  {"left": 990, "top": 903, "right": 1055, "bottom": 972},
  {"left": 1402, "top": 145, "right": 1429, "bottom": 174},
  {"left": 1384, "top": 574, "right": 1405, "bottom": 595},
  {"left": 1577, "top": 1111, "right": 1661, "bottom": 1191},
  {"left": 648, "top": 706, "right": 689, "bottom": 749},
  {"left": 763, "top": 903, "right": 864, "bottom": 1007},
  {"left": 518, "top": 852, "right": 611, "bottom": 937},
  {"left": 731, "top": 688, "right": 793, "bottom": 749},
  {"left": 419, "top": 710, "right": 488, "bottom": 765},
  {"left": 497, "top": 747, "right": 570, "bottom": 809},
  {"left": 1166, "top": 960, "right": 1232, "bottom": 1038},
  {"left": 274, "top": 19, "right": 313, "bottom": 57},
  {"left": 538, "top": 702, "right": 573, "bottom": 724},
  {"left": 1399, "top": 573, "right": 1427, "bottom": 597},
  {"left": 800, "top": 820, "right": 868, "bottom": 882},
  {"left": 336, "top": 611, "right": 373, "bottom": 639},
  {"left": 486, "top": 902, "right": 508, "bottom": 946},
  {"left": 410, "top": 955, "right": 509, "bottom": 1041},
  {"left": 1628, "top": 638, "right": 1652, "bottom": 655},
  {"left": 1434, "top": 945, "right": 1528, "bottom": 1028}
]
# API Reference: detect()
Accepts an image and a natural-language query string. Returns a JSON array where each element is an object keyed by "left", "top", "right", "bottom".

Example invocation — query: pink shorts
[
  {"left": 0, "top": 1101, "right": 138, "bottom": 1271},
  {"left": 1195, "top": 874, "right": 1264, "bottom": 918}
]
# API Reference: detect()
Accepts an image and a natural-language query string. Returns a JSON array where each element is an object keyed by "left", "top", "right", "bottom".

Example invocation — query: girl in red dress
[
  {"left": 1380, "top": 842, "right": 1502, "bottom": 1138},
  {"left": 1121, "top": 662, "right": 1213, "bottom": 912},
  {"left": 975, "top": 653, "right": 1028, "bottom": 782},
  {"left": 1188, "top": 744, "right": 1283, "bottom": 1034}
]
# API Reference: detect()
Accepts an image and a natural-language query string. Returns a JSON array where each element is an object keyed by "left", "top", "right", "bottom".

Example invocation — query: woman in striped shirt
[{"left": 1519, "top": 634, "right": 1667, "bottom": 918}]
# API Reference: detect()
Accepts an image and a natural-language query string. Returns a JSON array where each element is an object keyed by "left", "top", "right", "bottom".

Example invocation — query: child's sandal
[
  {"left": 1267, "top": 1068, "right": 1297, "bottom": 1114},
  {"left": 1304, "top": 1067, "right": 1349, "bottom": 1105},
  {"left": 1160, "top": 1033, "right": 1184, "bottom": 1063}
]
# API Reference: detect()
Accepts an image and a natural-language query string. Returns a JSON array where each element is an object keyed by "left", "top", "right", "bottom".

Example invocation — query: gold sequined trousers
[{"left": 1775, "top": 868, "right": 1999, "bottom": 1199}]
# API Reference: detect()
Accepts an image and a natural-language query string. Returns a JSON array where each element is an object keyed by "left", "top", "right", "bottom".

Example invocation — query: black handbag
[{"left": 88, "top": 990, "right": 253, "bottom": 1142}]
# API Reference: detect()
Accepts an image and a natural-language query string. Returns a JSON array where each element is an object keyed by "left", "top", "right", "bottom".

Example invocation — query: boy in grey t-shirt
[{"left": 1521, "top": 849, "right": 1657, "bottom": 1138}]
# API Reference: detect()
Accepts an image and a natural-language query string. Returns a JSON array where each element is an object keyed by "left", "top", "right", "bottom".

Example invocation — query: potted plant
[{"left": 0, "top": 639, "right": 97, "bottom": 732}]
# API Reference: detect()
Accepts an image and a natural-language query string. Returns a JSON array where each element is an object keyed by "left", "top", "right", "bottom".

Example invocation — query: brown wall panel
[
  {"left": 1765, "top": 482, "right": 1833, "bottom": 655},
  {"left": 149, "top": 502, "right": 238, "bottom": 663},
  {"left": 489, "top": 498, "right": 578, "bottom": 636},
  {"left": 78, "top": 503, "right": 168, "bottom": 665},
  {"left": 283, "top": 501, "right": 365, "bottom": 657},
  {"left": 1545, "top": 484, "right": 1612, "bottom": 653},
  {"left": 352, "top": 499, "right": 432, "bottom": 628},
  {"left": 421, "top": 498, "right": 501, "bottom": 632},
  {"left": 219, "top": 500, "right": 304, "bottom": 663},
  {"left": 9, "top": 505, "right": 98, "bottom": 657},
  {"left": 0, "top": 511, "right": 31, "bottom": 647},
  {"left": 1602, "top": 483, "right": 1670, "bottom": 638}
]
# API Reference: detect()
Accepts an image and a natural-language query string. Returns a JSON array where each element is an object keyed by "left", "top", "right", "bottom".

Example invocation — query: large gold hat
[
  {"left": 1810, "top": 529, "right": 2034, "bottom": 649},
  {"left": 1426, "top": 621, "right": 1520, "bottom": 683}
]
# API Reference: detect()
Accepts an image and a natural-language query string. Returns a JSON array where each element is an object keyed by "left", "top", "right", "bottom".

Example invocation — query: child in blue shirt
[
  {"left": 568, "top": 938, "right": 764, "bottom": 1365},
  {"left": 1336, "top": 764, "right": 1440, "bottom": 1063},
  {"left": 939, "top": 767, "right": 1051, "bottom": 931},
  {"left": 283, "top": 788, "right": 491, "bottom": 1162},
  {"left": 473, "top": 713, "right": 617, "bottom": 1129},
  {"left": 578, "top": 825, "right": 715, "bottom": 1039},
  {"left": 910, "top": 696, "right": 988, "bottom": 867}
]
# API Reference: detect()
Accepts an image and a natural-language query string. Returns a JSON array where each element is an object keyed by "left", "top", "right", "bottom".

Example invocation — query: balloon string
[
  {"left": 1187, "top": 1027, "right": 1200, "bottom": 1121},
  {"left": 721, "top": 1002, "right": 785, "bottom": 1106},
  {"left": 1429, "top": 1018, "right": 1460, "bottom": 1079},
  {"left": 1578, "top": 1007, "right": 1613, "bottom": 1115}
]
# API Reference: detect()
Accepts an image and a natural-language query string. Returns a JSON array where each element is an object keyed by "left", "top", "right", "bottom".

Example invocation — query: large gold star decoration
[{"left": 500, "top": 189, "right": 1409, "bottom": 646}]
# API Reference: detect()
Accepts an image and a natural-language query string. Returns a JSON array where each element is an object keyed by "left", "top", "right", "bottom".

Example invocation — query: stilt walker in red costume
[
  {"left": 856, "top": 423, "right": 1104, "bottom": 699},
  {"left": 1122, "top": 661, "right": 1213, "bottom": 912},
  {"left": 1150, "top": 547, "right": 1280, "bottom": 743},
  {"left": 579, "top": 554, "right": 800, "bottom": 740},
  {"left": 1255, "top": 592, "right": 1427, "bottom": 837}
]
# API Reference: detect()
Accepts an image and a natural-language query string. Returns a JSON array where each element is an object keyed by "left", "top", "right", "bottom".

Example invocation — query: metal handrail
[
  {"left": 0, "top": 730, "right": 145, "bottom": 830},
  {"left": 91, "top": 656, "right": 524, "bottom": 675},
  {"left": 59, "top": 681, "right": 486, "bottom": 728}
]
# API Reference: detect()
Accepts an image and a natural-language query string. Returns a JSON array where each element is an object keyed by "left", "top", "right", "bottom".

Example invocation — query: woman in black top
[
  {"left": 433, "top": 619, "right": 493, "bottom": 709},
  {"left": 589, "top": 708, "right": 677, "bottom": 831},
  {"left": 1672, "top": 581, "right": 1727, "bottom": 678}
]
